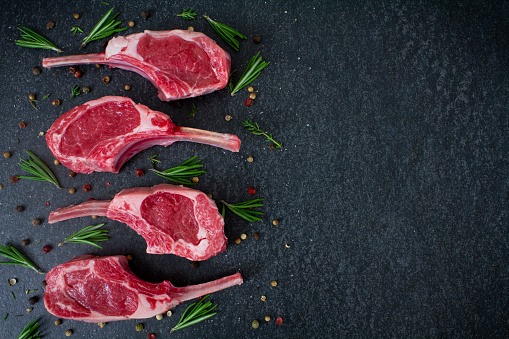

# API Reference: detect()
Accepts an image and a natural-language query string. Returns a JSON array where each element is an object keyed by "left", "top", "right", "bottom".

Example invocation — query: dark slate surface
[{"left": 0, "top": 0, "right": 508, "bottom": 338}]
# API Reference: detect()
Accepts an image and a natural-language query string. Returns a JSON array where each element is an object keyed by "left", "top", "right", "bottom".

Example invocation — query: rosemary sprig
[
  {"left": 17, "top": 150, "right": 60, "bottom": 188},
  {"left": 150, "top": 156, "right": 205, "bottom": 185},
  {"left": 178, "top": 8, "right": 198, "bottom": 20},
  {"left": 230, "top": 52, "right": 269, "bottom": 95},
  {"left": 148, "top": 153, "right": 160, "bottom": 168},
  {"left": 81, "top": 8, "right": 126, "bottom": 47},
  {"left": 70, "top": 26, "right": 83, "bottom": 35},
  {"left": 203, "top": 15, "right": 246, "bottom": 51},
  {"left": 0, "top": 244, "right": 42, "bottom": 274},
  {"left": 70, "top": 85, "right": 80, "bottom": 99},
  {"left": 17, "top": 319, "right": 40, "bottom": 339},
  {"left": 171, "top": 294, "right": 217, "bottom": 333},
  {"left": 59, "top": 223, "right": 109, "bottom": 249},
  {"left": 242, "top": 119, "right": 282, "bottom": 148},
  {"left": 221, "top": 198, "right": 264, "bottom": 222},
  {"left": 186, "top": 103, "right": 199, "bottom": 119},
  {"left": 15, "top": 27, "right": 62, "bottom": 52}
]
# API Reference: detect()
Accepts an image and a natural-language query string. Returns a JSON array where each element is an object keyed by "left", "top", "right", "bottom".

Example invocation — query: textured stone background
[{"left": 0, "top": 0, "right": 507, "bottom": 338}]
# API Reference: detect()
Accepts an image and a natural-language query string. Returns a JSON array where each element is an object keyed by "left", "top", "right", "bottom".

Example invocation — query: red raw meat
[
  {"left": 42, "top": 30, "right": 231, "bottom": 101},
  {"left": 45, "top": 96, "right": 240, "bottom": 174},
  {"left": 49, "top": 184, "right": 227, "bottom": 261},
  {"left": 44, "top": 255, "right": 243, "bottom": 323}
]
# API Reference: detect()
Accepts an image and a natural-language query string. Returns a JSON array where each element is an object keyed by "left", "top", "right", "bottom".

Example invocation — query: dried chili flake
[
  {"left": 244, "top": 98, "right": 254, "bottom": 106},
  {"left": 19, "top": 122, "right": 26, "bottom": 128},
  {"left": 82, "top": 185, "right": 91, "bottom": 192},
  {"left": 88, "top": 198, "right": 94, "bottom": 201},
  {"left": 105, "top": 182, "right": 110, "bottom": 186},
  {"left": 45, "top": 201, "right": 50, "bottom": 207},
  {"left": 276, "top": 317, "right": 283, "bottom": 325},
  {"left": 41, "top": 245, "right": 52, "bottom": 254},
  {"left": 248, "top": 187, "right": 256, "bottom": 195},
  {"left": 10, "top": 176, "right": 19, "bottom": 183},
  {"left": 135, "top": 169, "right": 144, "bottom": 177}
]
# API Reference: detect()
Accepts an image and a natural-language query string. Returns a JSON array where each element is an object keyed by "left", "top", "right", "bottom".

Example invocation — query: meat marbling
[
  {"left": 49, "top": 184, "right": 227, "bottom": 261},
  {"left": 42, "top": 30, "right": 231, "bottom": 101},
  {"left": 45, "top": 96, "right": 240, "bottom": 174},
  {"left": 44, "top": 255, "right": 243, "bottom": 323}
]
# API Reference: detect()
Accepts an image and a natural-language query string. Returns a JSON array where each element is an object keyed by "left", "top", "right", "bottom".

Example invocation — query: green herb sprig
[
  {"left": 17, "top": 319, "right": 40, "bottom": 339},
  {"left": 29, "top": 98, "right": 39, "bottom": 111},
  {"left": 15, "top": 27, "right": 62, "bottom": 52},
  {"left": 204, "top": 15, "right": 246, "bottom": 51},
  {"left": 70, "top": 85, "right": 80, "bottom": 99},
  {"left": 171, "top": 294, "right": 217, "bottom": 333},
  {"left": 186, "top": 103, "right": 199, "bottom": 119},
  {"left": 242, "top": 119, "right": 282, "bottom": 148},
  {"left": 230, "top": 52, "right": 269, "bottom": 95},
  {"left": 178, "top": 8, "right": 198, "bottom": 20},
  {"left": 148, "top": 153, "right": 160, "bottom": 168},
  {"left": 17, "top": 150, "right": 60, "bottom": 188},
  {"left": 150, "top": 156, "right": 205, "bottom": 185},
  {"left": 0, "top": 244, "right": 42, "bottom": 274},
  {"left": 71, "top": 26, "right": 83, "bottom": 35},
  {"left": 221, "top": 198, "right": 264, "bottom": 222},
  {"left": 81, "top": 8, "right": 126, "bottom": 47},
  {"left": 59, "top": 223, "right": 109, "bottom": 249}
]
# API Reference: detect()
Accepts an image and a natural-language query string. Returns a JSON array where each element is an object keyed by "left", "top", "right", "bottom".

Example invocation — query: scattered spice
[
  {"left": 98, "top": 322, "right": 106, "bottom": 328},
  {"left": 54, "top": 159, "right": 61, "bottom": 165},
  {"left": 126, "top": 254, "right": 133, "bottom": 260},
  {"left": 166, "top": 310, "right": 172, "bottom": 317},
  {"left": 135, "top": 169, "right": 144, "bottom": 177},
  {"left": 19, "top": 122, "right": 26, "bottom": 128},
  {"left": 253, "top": 35, "right": 261, "bottom": 44},
  {"left": 32, "top": 67, "right": 41, "bottom": 75},
  {"left": 136, "top": 323, "right": 144, "bottom": 331},
  {"left": 73, "top": 13, "right": 80, "bottom": 19},
  {"left": 91, "top": 215, "right": 98, "bottom": 219},
  {"left": 46, "top": 21, "right": 55, "bottom": 30},
  {"left": 82, "top": 86, "right": 90, "bottom": 93},
  {"left": 21, "top": 239, "right": 30, "bottom": 246},
  {"left": 41, "top": 245, "right": 52, "bottom": 254},
  {"left": 124, "top": 85, "right": 131, "bottom": 90},
  {"left": 265, "top": 315, "right": 270, "bottom": 322},
  {"left": 156, "top": 314, "right": 163, "bottom": 320},
  {"left": 188, "top": 26, "right": 194, "bottom": 31},
  {"left": 254, "top": 233, "right": 260, "bottom": 240},
  {"left": 82, "top": 185, "right": 91, "bottom": 192},
  {"left": 247, "top": 156, "right": 254, "bottom": 163},
  {"left": 269, "top": 144, "right": 276, "bottom": 151},
  {"left": 69, "top": 171, "right": 76, "bottom": 178},
  {"left": 44, "top": 202, "right": 50, "bottom": 207},
  {"left": 240, "top": 233, "right": 247, "bottom": 240},
  {"left": 15, "top": 206, "right": 25, "bottom": 212},
  {"left": 52, "top": 99, "right": 61, "bottom": 106},
  {"left": 190, "top": 261, "right": 199, "bottom": 269},
  {"left": 248, "top": 187, "right": 256, "bottom": 195},
  {"left": 102, "top": 76, "right": 110, "bottom": 83},
  {"left": 252, "top": 320, "right": 259, "bottom": 329},
  {"left": 225, "top": 115, "right": 232, "bottom": 121},
  {"left": 0, "top": 184, "right": 3, "bottom": 189},
  {"left": 36, "top": 240, "right": 41, "bottom": 244},
  {"left": 105, "top": 182, "right": 110, "bottom": 186},
  {"left": 10, "top": 176, "right": 19, "bottom": 183},
  {"left": 248, "top": 86, "right": 254, "bottom": 92},
  {"left": 74, "top": 71, "right": 82, "bottom": 78},
  {"left": 28, "top": 94, "right": 36, "bottom": 100},
  {"left": 147, "top": 333, "right": 156, "bottom": 339},
  {"left": 39, "top": 132, "right": 44, "bottom": 136},
  {"left": 244, "top": 98, "right": 254, "bottom": 106},
  {"left": 26, "top": 308, "right": 33, "bottom": 314},
  {"left": 207, "top": 193, "right": 212, "bottom": 198},
  {"left": 285, "top": 243, "right": 290, "bottom": 248},
  {"left": 128, "top": 21, "right": 135, "bottom": 27},
  {"left": 69, "top": 66, "right": 77, "bottom": 74},
  {"left": 260, "top": 295, "right": 266, "bottom": 302},
  {"left": 32, "top": 218, "right": 41, "bottom": 226},
  {"left": 68, "top": 188, "right": 76, "bottom": 194},
  {"left": 271, "top": 280, "right": 277, "bottom": 287},
  {"left": 192, "top": 177, "right": 199, "bottom": 183},
  {"left": 28, "top": 296, "right": 38, "bottom": 305},
  {"left": 96, "top": 64, "right": 101, "bottom": 68},
  {"left": 141, "top": 11, "right": 150, "bottom": 19},
  {"left": 9, "top": 278, "right": 17, "bottom": 285},
  {"left": 276, "top": 317, "right": 283, "bottom": 325},
  {"left": 65, "top": 329, "right": 72, "bottom": 336},
  {"left": 3, "top": 152, "right": 11, "bottom": 158},
  {"left": 55, "top": 319, "right": 61, "bottom": 326},
  {"left": 25, "top": 289, "right": 37, "bottom": 294},
  {"left": 273, "top": 219, "right": 279, "bottom": 226},
  {"left": 234, "top": 238, "right": 241, "bottom": 244},
  {"left": 249, "top": 93, "right": 257, "bottom": 100}
]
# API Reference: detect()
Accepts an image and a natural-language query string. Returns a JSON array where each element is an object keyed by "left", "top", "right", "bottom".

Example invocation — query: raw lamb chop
[
  {"left": 45, "top": 96, "right": 240, "bottom": 174},
  {"left": 44, "top": 255, "right": 243, "bottom": 323},
  {"left": 43, "top": 30, "right": 231, "bottom": 101},
  {"left": 49, "top": 184, "right": 227, "bottom": 261}
]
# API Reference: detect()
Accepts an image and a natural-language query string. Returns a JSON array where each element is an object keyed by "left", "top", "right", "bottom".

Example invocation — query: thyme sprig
[
  {"left": 16, "top": 319, "right": 40, "bottom": 339},
  {"left": 59, "top": 223, "right": 109, "bottom": 249},
  {"left": 242, "top": 119, "right": 282, "bottom": 148},
  {"left": 170, "top": 294, "right": 217, "bottom": 333},
  {"left": 178, "top": 8, "right": 198, "bottom": 20},
  {"left": 70, "top": 85, "right": 80, "bottom": 99},
  {"left": 17, "top": 150, "right": 60, "bottom": 188},
  {"left": 186, "top": 103, "right": 199, "bottom": 119},
  {"left": 221, "top": 198, "right": 264, "bottom": 222},
  {"left": 230, "top": 52, "right": 269, "bottom": 95},
  {"left": 150, "top": 156, "right": 205, "bottom": 185},
  {"left": 81, "top": 8, "right": 126, "bottom": 47},
  {"left": 0, "top": 244, "right": 42, "bottom": 274},
  {"left": 71, "top": 26, "right": 83, "bottom": 35},
  {"left": 15, "top": 27, "right": 62, "bottom": 52},
  {"left": 204, "top": 15, "right": 246, "bottom": 51}
]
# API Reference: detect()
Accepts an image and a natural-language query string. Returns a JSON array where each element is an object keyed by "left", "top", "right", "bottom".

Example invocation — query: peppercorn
[
  {"left": 3, "top": 151, "right": 10, "bottom": 158},
  {"left": 41, "top": 245, "right": 52, "bottom": 254},
  {"left": 135, "top": 169, "right": 144, "bottom": 177},
  {"left": 102, "top": 76, "right": 110, "bottom": 83},
  {"left": 28, "top": 296, "right": 38, "bottom": 305},
  {"left": 141, "top": 11, "right": 150, "bottom": 19},
  {"left": 276, "top": 317, "right": 283, "bottom": 325},
  {"left": 69, "top": 66, "right": 77, "bottom": 74},
  {"left": 254, "top": 233, "right": 260, "bottom": 240},
  {"left": 192, "top": 177, "right": 199, "bottom": 183},
  {"left": 68, "top": 188, "right": 76, "bottom": 194},
  {"left": 136, "top": 323, "right": 144, "bottom": 331},
  {"left": 98, "top": 322, "right": 106, "bottom": 328},
  {"left": 82, "top": 185, "right": 91, "bottom": 192},
  {"left": 240, "top": 233, "right": 247, "bottom": 240},
  {"left": 271, "top": 280, "right": 277, "bottom": 287},
  {"left": 156, "top": 314, "right": 163, "bottom": 320},
  {"left": 0, "top": 184, "right": 3, "bottom": 189},
  {"left": 53, "top": 159, "right": 60, "bottom": 166},
  {"left": 285, "top": 243, "right": 290, "bottom": 248},
  {"left": 42, "top": 280, "right": 47, "bottom": 288},
  {"left": 21, "top": 239, "right": 30, "bottom": 246},
  {"left": 91, "top": 215, "right": 98, "bottom": 219},
  {"left": 32, "top": 67, "right": 42, "bottom": 75},
  {"left": 249, "top": 93, "right": 257, "bottom": 100},
  {"left": 128, "top": 21, "right": 135, "bottom": 27},
  {"left": 52, "top": 99, "right": 61, "bottom": 106},
  {"left": 73, "top": 13, "right": 80, "bottom": 19},
  {"left": 65, "top": 329, "right": 72, "bottom": 336},
  {"left": 248, "top": 86, "right": 254, "bottom": 92},
  {"left": 9, "top": 278, "right": 17, "bottom": 285},
  {"left": 32, "top": 218, "right": 41, "bottom": 226},
  {"left": 253, "top": 35, "right": 261, "bottom": 44},
  {"left": 225, "top": 115, "right": 232, "bottom": 121},
  {"left": 46, "top": 21, "right": 55, "bottom": 30},
  {"left": 247, "top": 156, "right": 254, "bottom": 162},
  {"left": 260, "top": 295, "right": 266, "bottom": 301},
  {"left": 15, "top": 206, "right": 24, "bottom": 212},
  {"left": 248, "top": 187, "right": 256, "bottom": 195},
  {"left": 188, "top": 26, "right": 194, "bottom": 31},
  {"left": 269, "top": 144, "right": 276, "bottom": 151},
  {"left": 26, "top": 307, "right": 33, "bottom": 313},
  {"left": 10, "top": 176, "right": 19, "bottom": 183},
  {"left": 69, "top": 171, "right": 76, "bottom": 178},
  {"left": 126, "top": 254, "right": 133, "bottom": 260},
  {"left": 244, "top": 98, "right": 254, "bottom": 106},
  {"left": 123, "top": 85, "right": 131, "bottom": 91},
  {"left": 29, "top": 94, "right": 36, "bottom": 100},
  {"left": 96, "top": 64, "right": 101, "bottom": 68},
  {"left": 147, "top": 333, "right": 156, "bottom": 339},
  {"left": 191, "top": 261, "right": 199, "bottom": 269},
  {"left": 82, "top": 86, "right": 90, "bottom": 93},
  {"left": 74, "top": 71, "right": 82, "bottom": 78},
  {"left": 55, "top": 319, "right": 61, "bottom": 326},
  {"left": 265, "top": 315, "right": 270, "bottom": 322},
  {"left": 19, "top": 122, "right": 26, "bottom": 128},
  {"left": 252, "top": 320, "right": 259, "bottom": 329},
  {"left": 167, "top": 310, "right": 172, "bottom": 317},
  {"left": 207, "top": 193, "right": 213, "bottom": 198},
  {"left": 273, "top": 219, "right": 279, "bottom": 226},
  {"left": 234, "top": 238, "right": 241, "bottom": 244}
]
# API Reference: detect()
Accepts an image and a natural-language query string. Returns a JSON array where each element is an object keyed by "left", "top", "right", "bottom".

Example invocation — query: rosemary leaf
[
  {"left": 203, "top": 16, "right": 246, "bottom": 51},
  {"left": 0, "top": 244, "right": 42, "bottom": 274},
  {"left": 221, "top": 198, "right": 264, "bottom": 222},
  {"left": 242, "top": 119, "right": 282, "bottom": 148},
  {"left": 150, "top": 156, "right": 205, "bottom": 185},
  {"left": 17, "top": 150, "right": 60, "bottom": 188},
  {"left": 15, "top": 27, "right": 62, "bottom": 52},
  {"left": 171, "top": 295, "right": 217, "bottom": 332},
  {"left": 59, "top": 223, "right": 109, "bottom": 249},
  {"left": 186, "top": 103, "right": 199, "bottom": 119},
  {"left": 70, "top": 85, "right": 80, "bottom": 99},
  {"left": 82, "top": 8, "right": 127, "bottom": 47},
  {"left": 177, "top": 8, "right": 198, "bottom": 20},
  {"left": 231, "top": 52, "right": 270, "bottom": 95},
  {"left": 17, "top": 319, "right": 40, "bottom": 339}
]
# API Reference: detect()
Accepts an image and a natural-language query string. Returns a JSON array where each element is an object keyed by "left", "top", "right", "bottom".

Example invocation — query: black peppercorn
[
  {"left": 46, "top": 21, "right": 55, "bottom": 30},
  {"left": 69, "top": 171, "right": 76, "bottom": 178},
  {"left": 32, "top": 218, "right": 41, "bottom": 226},
  {"left": 15, "top": 206, "right": 25, "bottom": 212},
  {"left": 82, "top": 86, "right": 90, "bottom": 93},
  {"left": 69, "top": 66, "right": 77, "bottom": 74},
  {"left": 21, "top": 239, "right": 30, "bottom": 246},
  {"left": 141, "top": 11, "right": 150, "bottom": 19},
  {"left": 28, "top": 296, "right": 38, "bottom": 305},
  {"left": 191, "top": 261, "right": 199, "bottom": 269},
  {"left": 32, "top": 67, "right": 42, "bottom": 75},
  {"left": 253, "top": 35, "right": 261, "bottom": 44}
]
